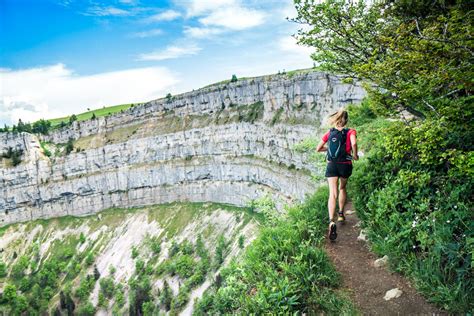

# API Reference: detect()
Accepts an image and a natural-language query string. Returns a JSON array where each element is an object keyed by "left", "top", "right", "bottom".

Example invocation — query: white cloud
[
  {"left": 137, "top": 44, "right": 201, "bottom": 61},
  {"left": 131, "top": 28, "right": 164, "bottom": 38},
  {"left": 278, "top": 36, "right": 314, "bottom": 57},
  {"left": 183, "top": 26, "right": 224, "bottom": 38},
  {"left": 119, "top": 0, "right": 139, "bottom": 5},
  {"left": 176, "top": 0, "right": 266, "bottom": 38},
  {"left": 199, "top": 6, "right": 266, "bottom": 30},
  {"left": 177, "top": 0, "right": 235, "bottom": 17},
  {"left": 145, "top": 10, "right": 181, "bottom": 23},
  {"left": 84, "top": 6, "right": 131, "bottom": 16},
  {"left": 0, "top": 64, "right": 179, "bottom": 125}
]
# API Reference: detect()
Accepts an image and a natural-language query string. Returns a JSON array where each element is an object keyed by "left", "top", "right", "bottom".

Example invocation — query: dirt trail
[{"left": 325, "top": 202, "right": 444, "bottom": 315}]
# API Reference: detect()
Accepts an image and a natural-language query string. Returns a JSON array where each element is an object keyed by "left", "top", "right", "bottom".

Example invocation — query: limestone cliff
[{"left": 0, "top": 71, "right": 366, "bottom": 226}]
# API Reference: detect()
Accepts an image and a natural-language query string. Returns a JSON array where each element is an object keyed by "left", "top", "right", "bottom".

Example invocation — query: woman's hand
[{"left": 316, "top": 140, "right": 327, "bottom": 152}]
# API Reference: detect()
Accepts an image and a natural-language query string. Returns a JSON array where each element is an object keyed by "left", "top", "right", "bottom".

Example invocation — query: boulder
[
  {"left": 384, "top": 288, "right": 403, "bottom": 301},
  {"left": 374, "top": 255, "right": 389, "bottom": 268},
  {"left": 357, "top": 229, "right": 367, "bottom": 241}
]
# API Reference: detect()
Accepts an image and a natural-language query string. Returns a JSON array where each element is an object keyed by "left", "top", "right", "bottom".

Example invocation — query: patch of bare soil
[{"left": 325, "top": 202, "right": 445, "bottom": 315}]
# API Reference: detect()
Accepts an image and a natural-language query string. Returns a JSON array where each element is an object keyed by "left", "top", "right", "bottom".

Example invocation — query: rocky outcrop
[{"left": 0, "top": 71, "right": 366, "bottom": 226}]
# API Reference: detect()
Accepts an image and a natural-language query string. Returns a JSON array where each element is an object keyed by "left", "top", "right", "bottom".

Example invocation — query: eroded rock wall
[{"left": 0, "top": 71, "right": 366, "bottom": 226}]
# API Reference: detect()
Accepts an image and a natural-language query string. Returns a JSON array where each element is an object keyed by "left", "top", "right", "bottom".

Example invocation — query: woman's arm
[
  {"left": 316, "top": 140, "right": 327, "bottom": 152},
  {"left": 350, "top": 134, "right": 358, "bottom": 160}
]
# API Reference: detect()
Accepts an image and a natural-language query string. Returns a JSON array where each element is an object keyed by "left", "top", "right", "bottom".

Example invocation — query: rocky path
[{"left": 325, "top": 202, "right": 444, "bottom": 315}]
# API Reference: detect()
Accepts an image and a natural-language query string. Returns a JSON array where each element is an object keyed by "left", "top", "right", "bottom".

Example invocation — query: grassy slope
[
  {"left": 48, "top": 103, "right": 135, "bottom": 126},
  {"left": 194, "top": 186, "right": 358, "bottom": 315}
]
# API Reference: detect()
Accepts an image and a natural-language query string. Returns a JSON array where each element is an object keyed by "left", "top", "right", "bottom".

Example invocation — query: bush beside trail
[{"left": 348, "top": 103, "right": 473, "bottom": 312}]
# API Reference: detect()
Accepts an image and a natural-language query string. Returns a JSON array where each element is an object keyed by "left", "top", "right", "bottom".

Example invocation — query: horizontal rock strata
[{"left": 0, "top": 71, "right": 366, "bottom": 226}]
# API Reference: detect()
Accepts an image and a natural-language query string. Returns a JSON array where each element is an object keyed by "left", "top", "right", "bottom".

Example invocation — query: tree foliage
[
  {"left": 294, "top": 0, "right": 473, "bottom": 120},
  {"left": 294, "top": 0, "right": 473, "bottom": 312}
]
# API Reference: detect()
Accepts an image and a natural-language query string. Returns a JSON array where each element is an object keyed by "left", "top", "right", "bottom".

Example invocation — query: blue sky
[{"left": 0, "top": 0, "right": 314, "bottom": 125}]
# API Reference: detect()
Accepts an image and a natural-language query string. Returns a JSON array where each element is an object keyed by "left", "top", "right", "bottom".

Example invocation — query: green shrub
[
  {"left": 115, "top": 283, "right": 125, "bottom": 307},
  {"left": 179, "top": 239, "right": 194, "bottom": 255},
  {"left": 149, "top": 237, "right": 161, "bottom": 254},
  {"left": 238, "top": 235, "right": 245, "bottom": 249},
  {"left": 213, "top": 235, "right": 227, "bottom": 268},
  {"left": 75, "top": 275, "right": 96, "bottom": 301},
  {"left": 169, "top": 240, "right": 180, "bottom": 257},
  {"left": 159, "top": 280, "right": 173, "bottom": 311},
  {"left": 194, "top": 186, "right": 356, "bottom": 314},
  {"left": 40, "top": 141, "right": 51, "bottom": 157},
  {"left": 131, "top": 246, "right": 139, "bottom": 259},
  {"left": 0, "top": 260, "right": 7, "bottom": 277},
  {"left": 348, "top": 103, "right": 473, "bottom": 312},
  {"left": 77, "top": 302, "right": 95, "bottom": 316},
  {"left": 79, "top": 232, "right": 86, "bottom": 244},
  {"left": 171, "top": 284, "right": 190, "bottom": 312},
  {"left": 85, "top": 252, "right": 94, "bottom": 266},
  {"left": 346, "top": 99, "right": 376, "bottom": 127},
  {"left": 129, "top": 275, "right": 152, "bottom": 315},
  {"left": 240, "top": 101, "right": 264, "bottom": 123},
  {"left": 99, "top": 277, "right": 115, "bottom": 298},
  {"left": 195, "top": 234, "right": 208, "bottom": 259},
  {"left": 32, "top": 119, "right": 53, "bottom": 134},
  {"left": 65, "top": 138, "right": 74, "bottom": 155},
  {"left": 174, "top": 254, "right": 195, "bottom": 279},
  {"left": 1, "top": 147, "right": 23, "bottom": 166},
  {"left": 69, "top": 114, "right": 77, "bottom": 124},
  {"left": 271, "top": 107, "right": 284, "bottom": 125},
  {"left": 11, "top": 256, "right": 28, "bottom": 280}
]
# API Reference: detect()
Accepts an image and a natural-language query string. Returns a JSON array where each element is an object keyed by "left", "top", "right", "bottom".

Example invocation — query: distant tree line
[
  {"left": 0, "top": 119, "right": 52, "bottom": 134},
  {"left": 0, "top": 114, "right": 79, "bottom": 135}
]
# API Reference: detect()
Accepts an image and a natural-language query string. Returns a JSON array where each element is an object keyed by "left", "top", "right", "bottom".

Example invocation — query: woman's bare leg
[
  {"left": 327, "top": 177, "right": 339, "bottom": 222},
  {"left": 338, "top": 177, "right": 348, "bottom": 213}
]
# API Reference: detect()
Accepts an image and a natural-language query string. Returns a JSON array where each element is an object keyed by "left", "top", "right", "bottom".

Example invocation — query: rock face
[{"left": 0, "top": 71, "right": 366, "bottom": 226}]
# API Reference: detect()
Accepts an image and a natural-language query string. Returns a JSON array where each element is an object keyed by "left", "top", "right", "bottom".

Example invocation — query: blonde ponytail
[{"left": 328, "top": 108, "right": 348, "bottom": 127}]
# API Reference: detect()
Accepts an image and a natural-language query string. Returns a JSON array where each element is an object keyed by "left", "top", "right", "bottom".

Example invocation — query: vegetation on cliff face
[
  {"left": 295, "top": 0, "right": 473, "bottom": 312},
  {"left": 0, "top": 202, "right": 259, "bottom": 315}
]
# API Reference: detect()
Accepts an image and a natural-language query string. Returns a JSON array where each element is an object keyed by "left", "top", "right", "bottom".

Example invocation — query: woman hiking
[{"left": 316, "top": 109, "right": 358, "bottom": 241}]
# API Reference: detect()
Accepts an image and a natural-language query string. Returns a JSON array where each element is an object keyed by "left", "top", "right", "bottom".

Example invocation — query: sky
[{"left": 0, "top": 0, "right": 314, "bottom": 126}]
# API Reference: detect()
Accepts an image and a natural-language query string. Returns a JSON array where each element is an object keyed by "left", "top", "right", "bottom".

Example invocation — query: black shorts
[{"left": 325, "top": 162, "right": 353, "bottom": 178}]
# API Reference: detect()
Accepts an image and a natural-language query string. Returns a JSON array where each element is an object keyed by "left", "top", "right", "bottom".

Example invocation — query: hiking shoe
[
  {"left": 337, "top": 211, "right": 345, "bottom": 223},
  {"left": 328, "top": 222, "right": 337, "bottom": 241}
]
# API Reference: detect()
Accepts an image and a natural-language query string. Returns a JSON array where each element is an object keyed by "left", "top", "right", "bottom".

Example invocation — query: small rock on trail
[
  {"left": 384, "top": 288, "right": 403, "bottom": 301},
  {"left": 357, "top": 229, "right": 367, "bottom": 241},
  {"left": 374, "top": 255, "right": 389, "bottom": 268}
]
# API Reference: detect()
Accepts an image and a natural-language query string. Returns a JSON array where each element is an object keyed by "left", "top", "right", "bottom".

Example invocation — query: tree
[
  {"left": 165, "top": 93, "right": 173, "bottom": 104},
  {"left": 77, "top": 302, "right": 95, "bottom": 316},
  {"left": 231, "top": 74, "right": 238, "bottom": 82},
  {"left": 159, "top": 280, "right": 172, "bottom": 311},
  {"left": 91, "top": 113, "right": 97, "bottom": 120},
  {"left": 293, "top": 1, "right": 473, "bottom": 311},
  {"left": 65, "top": 138, "right": 74, "bottom": 155},
  {"left": 32, "top": 119, "right": 52, "bottom": 134},
  {"left": 293, "top": 0, "right": 472, "bottom": 120},
  {"left": 3, "top": 284, "right": 17, "bottom": 303},
  {"left": 69, "top": 114, "right": 77, "bottom": 124},
  {"left": 0, "top": 260, "right": 7, "bottom": 277},
  {"left": 93, "top": 264, "right": 100, "bottom": 280}
]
